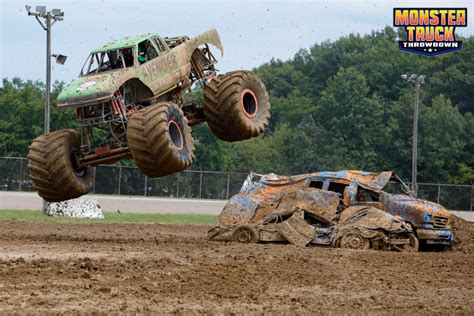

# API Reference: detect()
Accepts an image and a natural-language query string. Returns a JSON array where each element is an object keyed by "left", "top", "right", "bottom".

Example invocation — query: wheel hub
[
  {"left": 235, "top": 229, "right": 251, "bottom": 243},
  {"left": 240, "top": 89, "right": 258, "bottom": 119},
  {"left": 168, "top": 120, "right": 184, "bottom": 150},
  {"left": 344, "top": 234, "right": 365, "bottom": 249}
]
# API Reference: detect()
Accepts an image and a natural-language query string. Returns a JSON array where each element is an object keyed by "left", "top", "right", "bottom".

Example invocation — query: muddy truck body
[{"left": 28, "top": 29, "right": 271, "bottom": 202}]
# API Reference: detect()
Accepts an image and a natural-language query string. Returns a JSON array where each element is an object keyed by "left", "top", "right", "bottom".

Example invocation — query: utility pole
[
  {"left": 401, "top": 74, "right": 426, "bottom": 196},
  {"left": 25, "top": 5, "right": 65, "bottom": 134}
]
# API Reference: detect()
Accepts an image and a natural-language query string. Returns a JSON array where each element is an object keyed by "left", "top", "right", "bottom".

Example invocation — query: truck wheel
[
  {"left": 28, "top": 129, "right": 94, "bottom": 202},
  {"left": 340, "top": 233, "right": 370, "bottom": 250},
  {"left": 127, "top": 102, "right": 195, "bottom": 177},
  {"left": 203, "top": 70, "right": 270, "bottom": 141},
  {"left": 232, "top": 225, "right": 260, "bottom": 243}
]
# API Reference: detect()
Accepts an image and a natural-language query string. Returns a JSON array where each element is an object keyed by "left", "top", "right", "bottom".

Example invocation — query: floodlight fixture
[
  {"left": 52, "top": 54, "right": 67, "bottom": 65},
  {"left": 35, "top": 6, "right": 46, "bottom": 14},
  {"left": 51, "top": 8, "right": 64, "bottom": 17}
]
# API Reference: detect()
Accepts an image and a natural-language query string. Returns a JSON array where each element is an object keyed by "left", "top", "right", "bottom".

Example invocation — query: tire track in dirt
[{"left": 0, "top": 219, "right": 473, "bottom": 314}]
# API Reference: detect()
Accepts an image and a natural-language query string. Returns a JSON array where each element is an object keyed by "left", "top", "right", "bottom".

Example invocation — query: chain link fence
[
  {"left": 0, "top": 157, "right": 248, "bottom": 200},
  {"left": 1, "top": 157, "right": 472, "bottom": 210}
]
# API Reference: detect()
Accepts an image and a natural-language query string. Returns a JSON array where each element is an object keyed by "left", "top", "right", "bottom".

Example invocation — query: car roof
[
  {"left": 254, "top": 170, "right": 393, "bottom": 191},
  {"left": 92, "top": 33, "right": 158, "bottom": 53}
]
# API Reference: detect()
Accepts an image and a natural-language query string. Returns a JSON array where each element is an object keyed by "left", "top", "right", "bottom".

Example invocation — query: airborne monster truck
[{"left": 28, "top": 29, "right": 271, "bottom": 202}]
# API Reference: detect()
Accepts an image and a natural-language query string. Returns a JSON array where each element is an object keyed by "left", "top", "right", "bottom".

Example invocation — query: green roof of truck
[{"left": 92, "top": 33, "right": 157, "bottom": 53}]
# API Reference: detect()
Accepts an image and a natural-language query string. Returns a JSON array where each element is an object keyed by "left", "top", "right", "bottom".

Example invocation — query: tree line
[{"left": 1, "top": 27, "right": 472, "bottom": 184}]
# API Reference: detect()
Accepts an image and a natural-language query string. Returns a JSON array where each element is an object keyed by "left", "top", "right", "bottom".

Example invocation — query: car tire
[
  {"left": 28, "top": 129, "right": 95, "bottom": 202},
  {"left": 340, "top": 232, "right": 370, "bottom": 250},
  {"left": 232, "top": 225, "right": 260, "bottom": 243},
  {"left": 127, "top": 102, "right": 195, "bottom": 177},
  {"left": 203, "top": 70, "right": 270, "bottom": 141}
]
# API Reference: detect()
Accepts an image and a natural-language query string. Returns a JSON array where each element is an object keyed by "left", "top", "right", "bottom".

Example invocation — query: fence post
[
  {"left": 117, "top": 164, "right": 122, "bottom": 195},
  {"left": 437, "top": 181, "right": 441, "bottom": 204},
  {"left": 19, "top": 158, "right": 23, "bottom": 191},
  {"left": 176, "top": 173, "right": 179, "bottom": 197},
  {"left": 144, "top": 176, "right": 148, "bottom": 196},
  {"left": 226, "top": 173, "right": 231, "bottom": 200},
  {"left": 92, "top": 167, "right": 96, "bottom": 194},
  {"left": 471, "top": 183, "right": 473, "bottom": 212},
  {"left": 199, "top": 170, "right": 203, "bottom": 198}
]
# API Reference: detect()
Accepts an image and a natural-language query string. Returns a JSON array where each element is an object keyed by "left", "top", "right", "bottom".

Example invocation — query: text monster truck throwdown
[{"left": 27, "top": 29, "right": 271, "bottom": 202}]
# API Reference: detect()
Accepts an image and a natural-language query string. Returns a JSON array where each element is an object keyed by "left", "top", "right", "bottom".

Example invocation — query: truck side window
[{"left": 138, "top": 40, "right": 159, "bottom": 64}]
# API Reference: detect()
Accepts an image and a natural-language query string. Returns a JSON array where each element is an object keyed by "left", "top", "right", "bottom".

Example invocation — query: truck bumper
[{"left": 416, "top": 228, "right": 454, "bottom": 245}]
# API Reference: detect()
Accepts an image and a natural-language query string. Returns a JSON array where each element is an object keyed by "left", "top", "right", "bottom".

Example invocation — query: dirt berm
[{"left": 0, "top": 216, "right": 473, "bottom": 314}]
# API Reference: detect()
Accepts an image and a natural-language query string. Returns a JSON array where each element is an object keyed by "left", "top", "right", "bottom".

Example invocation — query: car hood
[{"left": 57, "top": 70, "right": 130, "bottom": 107}]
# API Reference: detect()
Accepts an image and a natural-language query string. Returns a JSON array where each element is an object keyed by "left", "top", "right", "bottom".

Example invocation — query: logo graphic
[{"left": 393, "top": 8, "right": 467, "bottom": 56}]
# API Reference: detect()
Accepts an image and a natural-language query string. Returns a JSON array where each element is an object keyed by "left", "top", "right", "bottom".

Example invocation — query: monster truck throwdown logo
[{"left": 393, "top": 8, "right": 467, "bottom": 56}]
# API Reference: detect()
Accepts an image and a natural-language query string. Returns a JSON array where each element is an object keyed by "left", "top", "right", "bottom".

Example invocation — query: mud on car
[
  {"left": 28, "top": 29, "right": 271, "bottom": 202},
  {"left": 209, "top": 173, "right": 419, "bottom": 251},
  {"left": 209, "top": 171, "right": 454, "bottom": 250}
]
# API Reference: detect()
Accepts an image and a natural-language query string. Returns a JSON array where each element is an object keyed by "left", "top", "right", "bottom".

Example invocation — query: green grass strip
[{"left": 0, "top": 210, "right": 217, "bottom": 224}]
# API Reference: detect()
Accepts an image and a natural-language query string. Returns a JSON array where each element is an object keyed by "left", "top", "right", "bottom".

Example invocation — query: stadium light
[{"left": 26, "top": 5, "right": 65, "bottom": 134}]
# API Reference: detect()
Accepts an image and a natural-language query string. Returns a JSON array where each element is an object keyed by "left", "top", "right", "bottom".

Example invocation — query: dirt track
[{"left": 1, "top": 218, "right": 473, "bottom": 314}]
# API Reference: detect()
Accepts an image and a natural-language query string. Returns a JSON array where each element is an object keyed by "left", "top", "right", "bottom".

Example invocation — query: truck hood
[
  {"left": 382, "top": 193, "right": 452, "bottom": 228},
  {"left": 57, "top": 70, "right": 128, "bottom": 107}
]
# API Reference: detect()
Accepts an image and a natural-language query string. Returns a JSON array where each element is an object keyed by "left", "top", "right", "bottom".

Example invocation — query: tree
[{"left": 313, "top": 67, "right": 386, "bottom": 171}]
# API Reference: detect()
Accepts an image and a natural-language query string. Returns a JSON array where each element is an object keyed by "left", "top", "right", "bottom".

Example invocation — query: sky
[{"left": 1, "top": 0, "right": 472, "bottom": 85}]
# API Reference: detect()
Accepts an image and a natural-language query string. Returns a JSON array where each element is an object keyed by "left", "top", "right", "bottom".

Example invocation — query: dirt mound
[
  {"left": 0, "top": 219, "right": 473, "bottom": 314},
  {"left": 451, "top": 215, "right": 474, "bottom": 254}
]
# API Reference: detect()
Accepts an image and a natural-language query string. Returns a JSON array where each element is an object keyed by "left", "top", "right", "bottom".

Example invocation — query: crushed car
[
  {"left": 28, "top": 29, "right": 270, "bottom": 202},
  {"left": 209, "top": 170, "right": 454, "bottom": 250},
  {"left": 208, "top": 173, "right": 419, "bottom": 251}
]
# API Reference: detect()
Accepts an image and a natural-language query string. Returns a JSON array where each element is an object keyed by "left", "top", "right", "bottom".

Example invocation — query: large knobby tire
[
  {"left": 28, "top": 129, "right": 95, "bottom": 202},
  {"left": 127, "top": 102, "right": 195, "bottom": 177},
  {"left": 203, "top": 70, "right": 270, "bottom": 141}
]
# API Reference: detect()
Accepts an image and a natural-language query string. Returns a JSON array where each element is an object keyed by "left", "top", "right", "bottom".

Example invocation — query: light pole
[
  {"left": 401, "top": 74, "right": 426, "bottom": 196},
  {"left": 25, "top": 5, "right": 66, "bottom": 134}
]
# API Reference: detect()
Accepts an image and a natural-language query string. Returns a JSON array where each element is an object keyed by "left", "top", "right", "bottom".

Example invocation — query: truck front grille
[{"left": 433, "top": 216, "right": 449, "bottom": 228}]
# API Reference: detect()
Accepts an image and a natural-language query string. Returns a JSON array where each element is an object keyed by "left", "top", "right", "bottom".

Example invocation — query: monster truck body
[{"left": 28, "top": 29, "right": 271, "bottom": 202}]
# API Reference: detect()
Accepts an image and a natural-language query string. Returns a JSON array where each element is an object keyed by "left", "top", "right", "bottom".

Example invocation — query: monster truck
[{"left": 27, "top": 29, "right": 271, "bottom": 202}]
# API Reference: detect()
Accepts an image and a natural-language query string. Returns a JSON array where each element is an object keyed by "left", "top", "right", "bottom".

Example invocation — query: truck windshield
[{"left": 80, "top": 47, "right": 134, "bottom": 76}]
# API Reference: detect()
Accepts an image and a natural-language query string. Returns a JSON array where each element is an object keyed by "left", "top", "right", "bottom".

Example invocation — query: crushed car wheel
[
  {"left": 232, "top": 225, "right": 260, "bottom": 243},
  {"left": 400, "top": 233, "right": 419, "bottom": 252},
  {"left": 127, "top": 102, "right": 195, "bottom": 177},
  {"left": 28, "top": 129, "right": 95, "bottom": 202},
  {"left": 203, "top": 70, "right": 270, "bottom": 141},
  {"left": 340, "top": 233, "right": 370, "bottom": 250}
]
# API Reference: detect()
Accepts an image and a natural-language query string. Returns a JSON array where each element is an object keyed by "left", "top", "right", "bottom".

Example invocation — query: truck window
[
  {"left": 138, "top": 40, "right": 159, "bottom": 64},
  {"left": 356, "top": 188, "right": 379, "bottom": 202}
]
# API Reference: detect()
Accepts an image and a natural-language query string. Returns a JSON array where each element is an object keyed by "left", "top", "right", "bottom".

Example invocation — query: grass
[{"left": 0, "top": 210, "right": 217, "bottom": 224}]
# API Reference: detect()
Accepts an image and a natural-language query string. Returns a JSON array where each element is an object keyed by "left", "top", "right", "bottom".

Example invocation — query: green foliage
[
  {"left": 0, "top": 78, "right": 75, "bottom": 157},
  {"left": 1, "top": 27, "right": 472, "bottom": 184}
]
